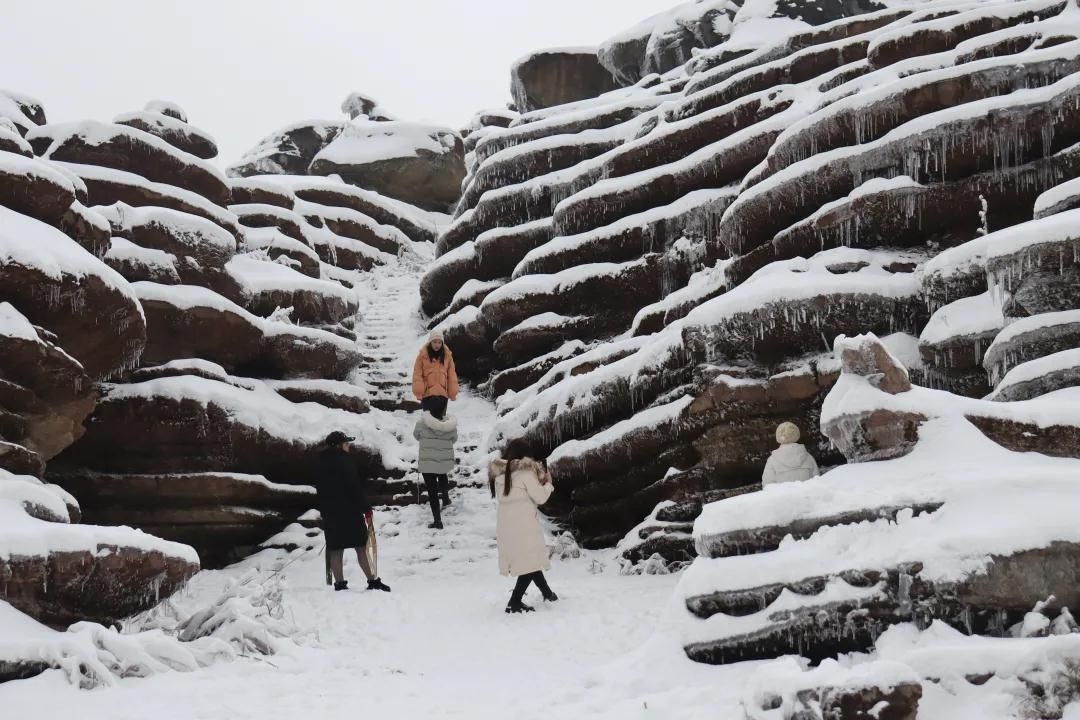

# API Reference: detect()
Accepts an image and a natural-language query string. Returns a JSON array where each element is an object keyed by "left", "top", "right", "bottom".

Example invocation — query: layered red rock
[
  {"left": 511, "top": 48, "right": 618, "bottom": 113},
  {"left": 227, "top": 120, "right": 346, "bottom": 177},
  {"left": 1, "top": 469, "right": 199, "bottom": 627},
  {"left": 29, "top": 121, "right": 230, "bottom": 206},
  {"left": 308, "top": 120, "right": 466, "bottom": 212},
  {"left": 50, "top": 374, "right": 395, "bottom": 487},
  {"left": 51, "top": 471, "right": 315, "bottom": 569},
  {"left": 0, "top": 205, "right": 146, "bottom": 380}
]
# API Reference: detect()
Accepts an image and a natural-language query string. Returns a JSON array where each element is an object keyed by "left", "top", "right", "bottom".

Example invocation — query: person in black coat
[{"left": 317, "top": 431, "right": 390, "bottom": 592}]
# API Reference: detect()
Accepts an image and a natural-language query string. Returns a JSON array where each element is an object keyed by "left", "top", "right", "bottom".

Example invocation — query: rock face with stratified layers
[
  {"left": 0, "top": 91, "right": 433, "bottom": 646},
  {"left": 419, "top": 0, "right": 1080, "bottom": 586}
]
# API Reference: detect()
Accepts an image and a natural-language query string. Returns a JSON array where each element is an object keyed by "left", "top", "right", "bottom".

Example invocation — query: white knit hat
[
  {"left": 775, "top": 422, "right": 800, "bottom": 445},
  {"left": 429, "top": 329, "right": 445, "bottom": 343}
]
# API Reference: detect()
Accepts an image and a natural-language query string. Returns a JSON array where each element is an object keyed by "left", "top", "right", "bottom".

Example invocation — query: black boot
[
  {"left": 534, "top": 572, "right": 558, "bottom": 602},
  {"left": 505, "top": 601, "right": 535, "bottom": 614},
  {"left": 441, "top": 494, "right": 452, "bottom": 507},
  {"left": 428, "top": 520, "right": 443, "bottom": 529},
  {"left": 367, "top": 577, "right": 391, "bottom": 592},
  {"left": 334, "top": 580, "right": 349, "bottom": 591}
]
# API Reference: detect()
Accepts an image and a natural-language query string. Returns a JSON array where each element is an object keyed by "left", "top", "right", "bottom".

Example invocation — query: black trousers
[
  {"left": 423, "top": 473, "right": 449, "bottom": 522},
  {"left": 511, "top": 571, "right": 553, "bottom": 604},
  {"left": 421, "top": 395, "right": 448, "bottom": 419}
]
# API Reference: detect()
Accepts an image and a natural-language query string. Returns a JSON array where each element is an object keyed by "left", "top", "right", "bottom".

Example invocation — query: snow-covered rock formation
[
  {"left": 421, "top": 0, "right": 1080, "bottom": 573},
  {"left": 0, "top": 89, "right": 441, "bottom": 669},
  {"left": 229, "top": 94, "right": 466, "bottom": 213},
  {"left": 411, "top": 0, "right": 1080, "bottom": 698}
]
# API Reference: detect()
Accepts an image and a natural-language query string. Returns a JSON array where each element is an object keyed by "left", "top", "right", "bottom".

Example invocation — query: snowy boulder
[
  {"left": 990, "top": 349, "right": 1080, "bottom": 403},
  {"left": 239, "top": 225, "right": 321, "bottom": 278},
  {"left": 305, "top": 225, "right": 392, "bottom": 272},
  {"left": 227, "top": 176, "right": 296, "bottom": 209},
  {"left": 420, "top": 241, "right": 480, "bottom": 316},
  {"left": 681, "top": 250, "right": 925, "bottom": 365},
  {"left": 0, "top": 151, "right": 89, "bottom": 239},
  {"left": 985, "top": 209, "right": 1080, "bottom": 318},
  {"left": 114, "top": 110, "right": 218, "bottom": 160},
  {"left": 825, "top": 332, "right": 1080, "bottom": 462},
  {"left": 57, "top": 161, "right": 244, "bottom": 240},
  {"left": 597, "top": 0, "right": 738, "bottom": 84},
  {"left": 0, "top": 206, "right": 146, "bottom": 380},
  {"left": 308, "top": 119, "right": 466, "bottom": 212},
  {"left": 429, "top": 278, "right": 506, "bottom": 329},
  {"left": 29, "top": 121, "right": 231, "bottom": 206},
  {"left": 50, "top": 374, "right": 402, "bottom": 489},
  {"left": 510, "top": 48, "right": 618, "bottom": 113},
  {"left": 227, "top": 119, "right": 346, "bottom": 178},
  {"left": 0, "top": 441, "right": 45, "bottom": 479},
  {"left": 433, "top": 306, "right": 497, "bottom": 382},
  {"left": 298, "top": 199, "right": 409, "bottom": 255},
  {"left": 822, "top": 335, "right": 925, "bottom": 462},
  {"left": 0, "top": 118, "right": 33, "bottom": 156},
  {"left": 0, "top": 89, "right": 46, "bottom": 134},
  {"left": 340, "top": 92, "right": 393, "bottom": 121},
  {"left": 266, "top": 379, "right": 370, "bottom": 414},
  {"left": 485, "top": 340, "right": 589, "bottom": 398},
  {"left": 96, "top": 203, "right": 238, "bottom": 289},
  {"left": 1, "top": 468, "right": 199, "bottom": 627},
  {"left": 983, "top": 310, "right": 1080, "bottom": 386},
  {"left": 104, "top": 238, "right": 181, "bottom": 284},
  {"left": 132, "top": 283, "right": 362, "bottom": 380},
  {"left": 51, "top": 471, "right": 315, "bottom": 569},
  {"left": 0, "top": 303, "right": 95, "bottom": 464},
  {"left": 1034, "top": 176, "right": 1080, "bottom": 219},
  {"left": 231, "top": 202, "right": 309, "bottom": 243},
  {"left": 918, "top": 290, "right": 1003, "bottom": 397},
  {"left": 225, "top": 254, "right": 358, "bottom": 326},
  {"left": 144, "top": 99, "right": 187, "bottom": 123},
  {"left": 134, "top": 283, "right": 266, "bottom": 371},
  {"left": 493, "top": 313, "right": 600, "bottom": 368},
  {"left": 480, "top": 255, "right": 664, "bottom": 334},
  {"left": 284, "top": 176, "right": 438, "bottom": 244}
]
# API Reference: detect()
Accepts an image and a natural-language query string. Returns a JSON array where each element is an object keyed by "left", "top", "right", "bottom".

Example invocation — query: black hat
[{"left": 325, "top": 431, "right": 355, "bottom": 446}]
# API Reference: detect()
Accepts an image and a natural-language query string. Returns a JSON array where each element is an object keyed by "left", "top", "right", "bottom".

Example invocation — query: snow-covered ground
[
  {"left": 0, "top": 243, "right": 680, "bottom": 719},
  {"left": 0, "top": 466, "right": 677, "bottom": 719}
]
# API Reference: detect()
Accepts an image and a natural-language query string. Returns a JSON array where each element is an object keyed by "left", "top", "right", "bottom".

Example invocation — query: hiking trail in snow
[{"left": 0, "top": 249, "right": 679, "bottom": 719}]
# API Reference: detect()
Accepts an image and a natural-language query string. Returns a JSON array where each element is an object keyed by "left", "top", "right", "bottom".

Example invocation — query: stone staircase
[{"left": 353, "top": 249, "right": 491, "bottom": 504}]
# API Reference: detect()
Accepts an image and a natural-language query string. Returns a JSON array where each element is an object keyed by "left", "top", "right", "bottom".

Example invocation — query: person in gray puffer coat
[{"left": 413, "top": 405, "right": 458, "bottom": 529}]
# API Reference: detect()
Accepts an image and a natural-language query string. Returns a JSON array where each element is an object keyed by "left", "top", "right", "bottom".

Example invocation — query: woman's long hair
[
  {"left": 426, "top": 341, "right": 446, "bottom": 364},
  {"left": 491, "top": 441, "right": 531, "bottom": 498}
]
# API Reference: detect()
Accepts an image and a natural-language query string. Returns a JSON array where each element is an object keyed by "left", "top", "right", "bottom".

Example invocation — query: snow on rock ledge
[
  {"left": 308, "top": 119, "right": 466, "bottom": 212},
  {"left": 0, "top": 468, "right": 199, "bottom": 628}
]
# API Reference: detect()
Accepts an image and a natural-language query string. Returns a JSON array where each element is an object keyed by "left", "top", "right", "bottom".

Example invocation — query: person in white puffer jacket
[{"left": 761, "top": 422, "right": 819, "bottom": 486}]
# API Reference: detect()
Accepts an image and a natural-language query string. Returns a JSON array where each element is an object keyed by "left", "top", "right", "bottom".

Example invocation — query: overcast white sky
[{"left": 2, "top": 1, "right": 672, "bottom": 166}]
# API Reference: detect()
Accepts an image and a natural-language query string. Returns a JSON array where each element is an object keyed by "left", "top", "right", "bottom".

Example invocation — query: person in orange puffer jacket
[{"left": 412, "top": 330, "right": 459, "bottom": 418}]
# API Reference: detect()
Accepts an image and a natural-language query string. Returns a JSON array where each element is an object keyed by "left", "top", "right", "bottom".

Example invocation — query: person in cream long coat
[{"left": 489, "top": 445, "right": 557, "bottom": 613}]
